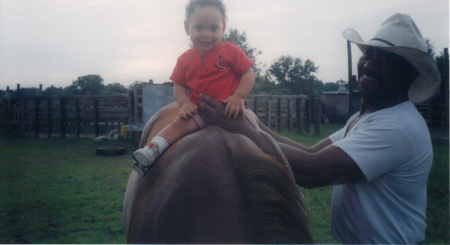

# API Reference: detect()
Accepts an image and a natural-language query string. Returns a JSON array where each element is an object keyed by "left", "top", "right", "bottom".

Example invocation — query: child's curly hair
[{"left": 185, "top": 0, "right": 227, "bottom": 22}]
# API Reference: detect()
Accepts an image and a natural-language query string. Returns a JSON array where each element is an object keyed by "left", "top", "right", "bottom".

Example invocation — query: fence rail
[
  {"left": 246, "top": 94, "right": 319, "bottom": 133},
  {"left": 130, "top": 84, "right": 321, "bottom": 134},
  {"left": 1, "top": 96, "right": 129, "bottom": 138},
  {"left": 0, "top": 92, "right": 323, "bottom": 138}
]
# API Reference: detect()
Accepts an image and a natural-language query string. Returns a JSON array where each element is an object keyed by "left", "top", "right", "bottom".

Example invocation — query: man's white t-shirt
[{"left": 328, "top": 101, "right": 432, "bottom": 244}]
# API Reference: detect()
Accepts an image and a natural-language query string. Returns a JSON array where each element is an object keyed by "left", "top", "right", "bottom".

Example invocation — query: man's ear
[{"left": 184, "top": 21, "right": 190, "bottom": 35}]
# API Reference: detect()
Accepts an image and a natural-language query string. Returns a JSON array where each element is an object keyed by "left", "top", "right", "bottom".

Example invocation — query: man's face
[
  {"left": 356, "top": 47, "right": 390, "bottom": 101},
  {"left": 356, "top": 47, "right": 416, "bottom": 103}
]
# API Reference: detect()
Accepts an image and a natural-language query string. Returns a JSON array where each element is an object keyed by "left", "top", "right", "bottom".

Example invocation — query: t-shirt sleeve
[
  {"left": 170, "top": 55, "right": 187, "bottom": 86},
  {"left": 332, "top": 122, "right": 414, "bottom": 181},
  {"left": 329, "top": 113, "right": 358, "bottom": 143},
  {"left": 329, "top": 127, "right": 345, "bottom": 143},
  {"left": 227, "top": 43, "right": 254, "bottom": 76}
]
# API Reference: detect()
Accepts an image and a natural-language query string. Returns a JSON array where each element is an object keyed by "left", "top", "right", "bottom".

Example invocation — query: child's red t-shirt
[{"left": 170, "top": 42, "right": 253, "bottom": 107}]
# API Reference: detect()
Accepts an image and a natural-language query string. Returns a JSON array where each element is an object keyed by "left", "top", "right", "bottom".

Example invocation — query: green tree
[
  {"left": 18, "top": 87, "right": 41, "bottom": 97},
  {"left": 315, "top": 80, "right": 341, "bottom": 92},
  {"left": 222, "top": 29, "right": 261, "bottom": 65},
  {"left": 324, "top": 82, "right": 340, "bottom": 91},
  {"left": 37, "top": 86, "right": 69, "bottom": 96},
  {"left": 103, "top": 83, "right": 128, "bottom": 95},
  {"left": 0, "top": 90, "right": 5, "bottom": 99},
  {"left": 252, "top": 76, "right": 291, "bottom": 95},
  {"left": 61, "top": 86, "right": 74, "bottom": 96},
  {"left": 70, "top": 75, "right": 105, "bottom": 95},
  {"left": 434, "top": 50, "right": 448, "bottom": 96},
  {"left": 267, "top": 55, "right": 318, "bottom": 94},
  {"left": 425, "top": 38, "right": 436, "bottom": 59},
  {"left": 222, "top": 29, "right": 265, "bottom": 84}
]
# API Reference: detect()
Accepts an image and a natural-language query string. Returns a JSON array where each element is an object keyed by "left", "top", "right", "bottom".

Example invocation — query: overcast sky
[{"left": 1, "top": 0, "right": 448, "bottom": 90}]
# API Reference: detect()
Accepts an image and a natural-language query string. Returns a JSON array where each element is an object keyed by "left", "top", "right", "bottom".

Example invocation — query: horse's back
[
  {"left": 123, "top": 103, "right": 312, "bottom": 243},
  {"left": 124, "top": 127, "right": 251, "bottom": 243}
]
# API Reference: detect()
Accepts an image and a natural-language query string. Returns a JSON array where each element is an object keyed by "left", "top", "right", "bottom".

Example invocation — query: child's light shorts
[{"left": 193, "top": 113, "right": 208, "bottom": 129}]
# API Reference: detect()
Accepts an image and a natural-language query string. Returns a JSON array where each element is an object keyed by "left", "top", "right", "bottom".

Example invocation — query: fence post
[
  {"left": 22, "top": 98, "right": 27, "bottom": 137},
  {"left": 314, "top": 98, "right": 321, "bottom": 135},
  {"left": 347, "top": 40, "right": 354, "bottom": 117},
  {"left": 296, "top": 98, "right": 301, "bottom": 133},
  {"left": 277, "top": 98, "right": 282, "bottom": 131},
  {"left": 128, "top": 90, "right": 133, "bottom": 124},
  {"left": 47, "top": 98, "right": 52, "bottom": 138},
  {"left": 34, "top": 98, "right": 40, "bottom": 137},
  {"left": 60, "top": 98, "right": 66, "bottom": 138},
  {"left": 305, "top": 99, "right": 310, "bottom": 134},
  {"left": 94, "top": 98, "right": 99, "bottom": 137},
  {"left": 0, "top": 99, "right": 3, "bottom": 136},
  {"left": 266, "top": 99, "right": 271, "bottom": 128},
  {"left": 288, "top": 98, "right": 293, "bottom": 131},
  {"left": 1, "top": 98, "right": 11, "bottom": 136},
  {"left": 75, "top": 98, "right": 80, "bottom": 138},
  {"left": 309, "top": 78, "right": 315, "bottom": 128},
  {"left": 444, "top": 48, "right": 449, "bottom": 127},
  {"left": 133, "top": 85, "right": 142, "bottom": 123},
  {"left": 296, "top": 98, "right": 304, "bottom": 134}
]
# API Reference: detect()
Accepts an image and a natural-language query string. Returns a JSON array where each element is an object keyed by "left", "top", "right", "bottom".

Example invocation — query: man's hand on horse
[{"left": 198, "top": 93, "right": 249, "bottom": 134}]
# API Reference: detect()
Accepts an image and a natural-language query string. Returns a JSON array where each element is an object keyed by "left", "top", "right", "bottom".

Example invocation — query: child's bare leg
[
  {"left": 133, "top": 116, "right": 200, "bottom": 169},
  {"left": 158, "top": 116, "right": 200, "bottom": 145}
]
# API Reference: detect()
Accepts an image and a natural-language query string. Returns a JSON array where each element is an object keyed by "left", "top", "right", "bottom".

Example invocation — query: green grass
[
  {"left": 0, "top": 137, "right": 133, "bottom": 243},
  {"left": 0, "top": 124, "right": 448, "bottom": 244},
  {"left": 277, "top": 125, "right": 342, "bottom": 243},
  {"left": 425, "top": 137, "right": 449, "bottom": 244}
]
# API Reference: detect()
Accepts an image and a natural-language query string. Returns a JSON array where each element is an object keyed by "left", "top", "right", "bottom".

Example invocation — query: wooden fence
[
  {"left": 130, "top": 84, "right": 321, "bottom": 134},
  {"left": 247, "top": 94, "right": 320, "bottom": 134},
  {"left": 0, "top": 96, "right": 129, "bottom": 138},
  {"left": 0, "top": 92, "right": 322, "bottom": 138}
]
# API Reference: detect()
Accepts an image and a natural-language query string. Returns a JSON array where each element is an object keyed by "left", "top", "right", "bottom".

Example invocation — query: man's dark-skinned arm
[{"left": 198, "top": 93, "right": 367, "bottom": 188}]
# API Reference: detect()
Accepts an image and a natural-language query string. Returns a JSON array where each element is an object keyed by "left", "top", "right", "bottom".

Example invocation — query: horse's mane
[{"left": 224, "top": 133, "right": 313, "bottom": 244}]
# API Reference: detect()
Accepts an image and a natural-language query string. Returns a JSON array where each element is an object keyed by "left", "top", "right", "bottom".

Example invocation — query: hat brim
[{"left": 342, "top": 28, "right": 441, "bottom": 104}]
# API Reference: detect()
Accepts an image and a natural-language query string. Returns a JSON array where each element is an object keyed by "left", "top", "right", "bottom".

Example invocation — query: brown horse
[{"left": 123, "top": 102, "right": 313, "bottom": 243}]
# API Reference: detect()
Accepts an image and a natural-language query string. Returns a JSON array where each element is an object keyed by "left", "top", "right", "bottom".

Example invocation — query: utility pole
[{"left": 347, "top": 40, "right": 354, "bottom": 116}]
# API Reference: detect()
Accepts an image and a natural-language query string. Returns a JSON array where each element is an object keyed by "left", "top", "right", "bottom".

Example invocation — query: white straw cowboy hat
[{"left": 342, "top": 13, "right": 441, "bottom": 104}]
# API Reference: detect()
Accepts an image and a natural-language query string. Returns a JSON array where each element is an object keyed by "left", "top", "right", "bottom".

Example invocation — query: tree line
[
  {"left": 223, "top": 29, "right": 446, "bottom": 96},
  {"left": 0, "top": 75, "right": 128, "bottom": 98},
  {"left": 222, "top": 29, "right": 341, "bottom": 95},
  {"left": 1, "top": 29, "right": 445, "bottom": 99}
]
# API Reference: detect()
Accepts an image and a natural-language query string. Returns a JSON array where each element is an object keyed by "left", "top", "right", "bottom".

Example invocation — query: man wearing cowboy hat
[{"left": 198, "top": 13, "right": 441, "bottom": 244}]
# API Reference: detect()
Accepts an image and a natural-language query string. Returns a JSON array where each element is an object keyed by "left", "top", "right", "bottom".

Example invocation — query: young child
[{"left": 133, "top": 0, "right": 255, "bottom": 172}]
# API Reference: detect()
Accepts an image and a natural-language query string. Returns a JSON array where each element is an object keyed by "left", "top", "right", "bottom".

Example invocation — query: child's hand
[
  {"left": 221, "top": 94, "right": 245, "bottom": 119},
  {"left": 179, "top": 101, "right": 198, "bottom": 120}
]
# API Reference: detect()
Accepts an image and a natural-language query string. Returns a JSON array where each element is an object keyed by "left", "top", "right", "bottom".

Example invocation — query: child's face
[{"left": 184, "top": 6, "right": 226, "bottom": 54}]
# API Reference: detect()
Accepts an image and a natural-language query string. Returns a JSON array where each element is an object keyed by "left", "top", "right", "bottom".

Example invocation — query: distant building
[{"left": 321, "top": 86, "right": 359, "bottom": 123}]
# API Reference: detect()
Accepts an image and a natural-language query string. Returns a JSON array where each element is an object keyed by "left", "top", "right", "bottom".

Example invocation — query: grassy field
[
  {"left": 0, "top": 124, "right": 448, "bottom": 244},
  {"left": 0, "top": 137, "right": 132, "bottom": 243}
]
